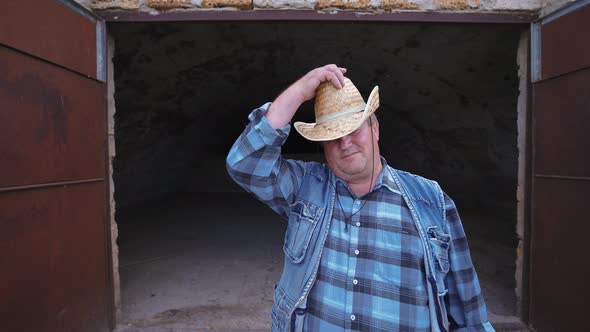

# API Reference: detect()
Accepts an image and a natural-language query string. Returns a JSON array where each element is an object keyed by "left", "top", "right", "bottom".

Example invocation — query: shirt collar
[{"left": 374, "top": 157, "right": 400, "bottom": 194}]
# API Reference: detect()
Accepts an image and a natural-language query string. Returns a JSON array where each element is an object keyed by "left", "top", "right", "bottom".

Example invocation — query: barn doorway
[{"left": 108, "top": 21, "right": 526, "bottom": 329}]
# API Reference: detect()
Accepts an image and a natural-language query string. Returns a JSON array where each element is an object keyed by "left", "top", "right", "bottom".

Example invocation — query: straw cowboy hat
[{"left": 294, "top": 77, "right": 379, "bottom": 142}]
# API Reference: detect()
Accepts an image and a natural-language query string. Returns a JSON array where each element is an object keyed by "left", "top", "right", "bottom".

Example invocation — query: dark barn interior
[{"left": 109, "top": 22, "right": 524, "bottom": 329}]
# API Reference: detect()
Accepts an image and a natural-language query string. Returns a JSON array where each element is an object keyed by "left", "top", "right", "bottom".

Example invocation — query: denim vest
[{"left": 271, "top": 162, "right": 452, "bottom": 332}]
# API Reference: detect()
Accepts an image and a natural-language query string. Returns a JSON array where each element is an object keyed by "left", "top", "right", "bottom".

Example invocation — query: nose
[{"left": 338, "top": 134, "right": 353, "bottom": 149}]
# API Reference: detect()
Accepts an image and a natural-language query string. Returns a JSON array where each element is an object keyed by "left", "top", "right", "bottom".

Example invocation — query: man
[{"left": 226, "top": 65, "right": 494, "bottom": 332}]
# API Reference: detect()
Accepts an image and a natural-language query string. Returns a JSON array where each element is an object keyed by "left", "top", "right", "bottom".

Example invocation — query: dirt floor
[
  {"left": 115, "top": 193, "right": 527, "bottom": 331},
  {"left": 116, "top": 193, "right": 282, "bottom": 330}
]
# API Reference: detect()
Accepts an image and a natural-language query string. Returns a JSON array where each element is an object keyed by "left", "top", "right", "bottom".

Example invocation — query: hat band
[{"left": 316, "top": 104, "right": 366, "bottom": 125}]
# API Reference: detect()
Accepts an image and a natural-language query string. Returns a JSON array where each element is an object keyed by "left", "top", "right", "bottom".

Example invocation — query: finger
[
  {"left": 326, "top": 69, "right": 346, "bottom": 89},
  {"left": 325, "top": 72, "right": 343, "bottom": 89},
  {"left": 335, "top": 67, "right": 346, "bottom": 87},
  {"left": 324, "top": 64, "right": 338, "bottom": 71},
  {"left": 324, "top": 65, "right": 346, "bottom": 87}
]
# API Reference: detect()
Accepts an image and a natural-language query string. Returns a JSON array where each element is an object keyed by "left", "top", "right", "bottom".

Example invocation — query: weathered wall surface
[
  {"left": 106, "top": 35, "right": 122, "bottom": 322},
  {"left": 76, "top": 0, "right": 542, "bottom": 12},
  {"left": 540, "top": 0, "right": 577, "bottom": 16}
]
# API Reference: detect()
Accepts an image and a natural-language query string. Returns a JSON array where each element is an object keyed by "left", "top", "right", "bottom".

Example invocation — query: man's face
[{"left": 322, "top": 117, "right": 380, "bottom": 184}]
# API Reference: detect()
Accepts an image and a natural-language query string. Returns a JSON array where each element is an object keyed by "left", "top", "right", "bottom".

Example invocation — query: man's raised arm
[
  {"left": 265, "top": 64, "right": 347, "bottom": 129},
  {"left": 226, "top": 65, "right": 346, "bottom": 218}
]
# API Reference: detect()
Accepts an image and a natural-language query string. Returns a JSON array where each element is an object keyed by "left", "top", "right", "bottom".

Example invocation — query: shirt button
[
  {"left": 355, "top": 222, "right": 361, "bottom": 227},
  {"left": 355, "top": 200, "right": 361, "bottom": 205},
  {"left": 354, "top": 249, "right": 360, "bottom": 255},
  {"left": 350, "top": 314, "right": 356, "bottom": 321},
  {"left": 353, "top": 279, "right": 358, "bottom": 285}
]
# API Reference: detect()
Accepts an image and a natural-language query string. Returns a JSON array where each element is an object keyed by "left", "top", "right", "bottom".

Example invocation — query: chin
[{"left": 341, "top": 165, "right": 367, "bottom": 177}]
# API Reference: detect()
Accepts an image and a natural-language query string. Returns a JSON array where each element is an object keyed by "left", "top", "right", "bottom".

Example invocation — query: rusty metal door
[
  {"left": 529, "top": 1, "right": 590, "bottom": 331},
  {"left": 0, "top": 1, "right": 113, "bottom": 331}
]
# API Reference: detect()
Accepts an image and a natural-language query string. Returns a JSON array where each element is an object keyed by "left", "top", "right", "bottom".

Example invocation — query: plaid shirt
[
  {"left": 227, "top": 104, "right": 492, "bottom": 331},
  {"left": 303, "top": 171, "right": 432, "bottom": 331}
]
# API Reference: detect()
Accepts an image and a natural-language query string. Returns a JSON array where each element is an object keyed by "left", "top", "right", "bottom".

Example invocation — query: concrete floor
[{"left": 116, "top": 193, "right": 525, "bottom": 331}]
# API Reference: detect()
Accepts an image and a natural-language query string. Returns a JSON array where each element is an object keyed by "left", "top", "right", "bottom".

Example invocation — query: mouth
[{"left": 342, "top": 151, "right": 360, "bottom": 159}]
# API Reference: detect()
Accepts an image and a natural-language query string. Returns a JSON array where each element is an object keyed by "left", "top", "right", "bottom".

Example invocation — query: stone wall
[
  {"left": 106, "top": 35, "right": 122, "bottom": 322},
  {"left": 76, "top": 0, "right": 543, "bottom": 12}
]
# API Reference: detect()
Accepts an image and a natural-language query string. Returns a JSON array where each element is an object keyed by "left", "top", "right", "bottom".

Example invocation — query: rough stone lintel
[
  {"left": 492, "top": 0, "right": 542, "bottom": 11},
  {"left": 147, "top": 0, "right": 194, "bottom": 9},
  {"left": 317, "top": 0, "right": 372, "bottom": 10},
  {"left": 434, "top": 0, "right": 480, "bottom": 10},
  {"left": 77, "top": 0, "right": 542, "bottom": 16},
  {"left": 82, "top": 0, "right": 141, "bottom": 9},
  {"left": 202, "top": 0, "right": 253, "bottom": 9},
  {"left": 380, "top": 0, "right": 420, "bottom": 10},
  {"left": 253, "top": 0, "right": 317, "bottom": 9}
]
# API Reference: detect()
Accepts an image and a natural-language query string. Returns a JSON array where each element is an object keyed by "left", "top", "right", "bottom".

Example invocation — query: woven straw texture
[{"left": 294, "top": 78, "right": 379, "bottom": 141}]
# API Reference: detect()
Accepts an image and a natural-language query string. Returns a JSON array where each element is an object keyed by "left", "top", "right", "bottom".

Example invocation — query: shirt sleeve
[
  {"left": 225, "top": 102, "right": 306, "bottom": 220},
  {"left": 443, "top": 193, "right": 495, "bottom": 332}
]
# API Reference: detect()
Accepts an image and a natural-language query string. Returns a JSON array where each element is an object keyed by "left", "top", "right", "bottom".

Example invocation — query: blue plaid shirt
[
  {"left": 304, "top": 171, "right": 432, "bottom": 331},
  {"left": 227, "top": 103, "right": 492, "bottom": 331}
]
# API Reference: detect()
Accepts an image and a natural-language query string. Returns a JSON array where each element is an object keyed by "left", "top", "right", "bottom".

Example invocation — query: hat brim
[{"left": 294, "top": 86, "right": 379, "bottom": 142}]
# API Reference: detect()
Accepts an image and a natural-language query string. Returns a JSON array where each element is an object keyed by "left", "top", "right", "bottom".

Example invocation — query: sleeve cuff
[{"left": 248, "top": 102, "right": 291, "bottom": 147}]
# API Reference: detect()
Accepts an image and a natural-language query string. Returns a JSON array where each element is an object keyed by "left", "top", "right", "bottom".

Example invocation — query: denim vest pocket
[
  {"left": 283, "top": 200, "right": 322, "bottom": 264},
  {"left": 427, "top": 226, "right": 450, "bottom": 273}
]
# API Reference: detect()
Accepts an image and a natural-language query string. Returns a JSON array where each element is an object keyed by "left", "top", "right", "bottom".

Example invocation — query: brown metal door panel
[
  {"left": 533, "top": 67, "right": 590, "bottom": 178},
  {"left": 0, "top": 0, "right": 113, "bottom": 331},
  {"left": 529, "top": 178, "right": 590, "bottom": 331},
  {"left": 0, "top": 0, "right": 99, "bottom": 80},
  {"left": 530, "top": 1, "right": 590, "bottom": 330},
  {"left": 0, "top": 183, "right": 109, "bottom": 332},
  {"left": 0, "top": 45, "right": 105, "bottom": 188},
  {"left": 541, "top": 3, "right": 590, "bottom": 80}
]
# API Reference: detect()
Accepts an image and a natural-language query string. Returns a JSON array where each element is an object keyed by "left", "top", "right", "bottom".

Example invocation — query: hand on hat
[
  {"left": 266, "top": 64, "right": 347, "bottom": 129},
  {"left": 294, "top": 64, "right": 348, "bottom": 102}
]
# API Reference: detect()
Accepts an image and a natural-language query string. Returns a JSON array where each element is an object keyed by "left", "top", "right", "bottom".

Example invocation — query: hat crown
[
  {"left": 314, "top": 77, "right": 366, "bottom": 124},
  {"left": 294, "top": 77, "right": 379, "bottom": 142}
]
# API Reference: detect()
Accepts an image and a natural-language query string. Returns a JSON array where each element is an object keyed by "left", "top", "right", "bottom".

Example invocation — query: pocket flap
[
  {"left": 283, "top": 200, "right": 322, "bottom": 263},
  {"left": 427, "top": 226, "right": 450, "bottom": 273}
]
